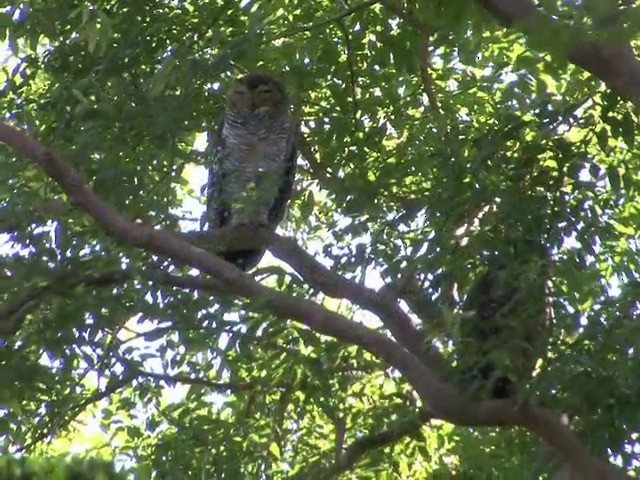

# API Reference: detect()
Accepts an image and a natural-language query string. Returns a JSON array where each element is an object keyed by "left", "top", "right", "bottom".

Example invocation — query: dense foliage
[
  {"left": 1, "top": 0, "right": 639, "bottom": 478},
  {"left": 0, "top": 456, "right": 124, "bottom": 480}
]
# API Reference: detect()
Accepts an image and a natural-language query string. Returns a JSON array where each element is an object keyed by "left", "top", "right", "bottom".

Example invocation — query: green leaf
[
  {"left": 268, "top": 442, "right": 281, "bottom": 459},
  {"left": 595, "top": 128, "right": 609, "bottom": 152},
  {"left": 0, "top": 12, "right": 13, "bottom": 29},
  {"left": 607, "top": 166, "right": 621, "bottom": 192}
]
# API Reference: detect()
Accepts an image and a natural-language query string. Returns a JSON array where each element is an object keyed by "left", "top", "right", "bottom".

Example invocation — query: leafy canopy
[{"left": 1, "top": 0, "right": 639, "bottom": 478}]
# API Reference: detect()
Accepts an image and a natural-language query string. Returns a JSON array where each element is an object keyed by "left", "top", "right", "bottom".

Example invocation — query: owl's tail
[
  {"left": 461, "top": 361, "right": 518, "bottom": 400},
  {"left": 221, "top": 248, "right": 267, "bottom": 272}
]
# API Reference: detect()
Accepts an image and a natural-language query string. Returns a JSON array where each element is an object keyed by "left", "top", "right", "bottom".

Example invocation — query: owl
[
  {"left": 456, "top": 241, "right": 551, "bottom": 399},
  {"left": 201, "top": 73, "right": 297, "bottom": 271}
]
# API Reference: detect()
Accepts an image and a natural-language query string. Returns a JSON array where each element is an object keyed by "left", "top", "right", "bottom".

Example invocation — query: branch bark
[
  {"left": 263, "top": 230, "right": 447, "bottom": 371},
  {"left": 194, "top": 228, "right": 444, "bottom": 372},
  {"left": 474, "top": 0, "right": 640, "bottom": 105}
]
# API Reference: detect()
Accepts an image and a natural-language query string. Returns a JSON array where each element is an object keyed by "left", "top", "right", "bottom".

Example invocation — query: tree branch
[
  {"left": 132, "top": 369, "right": 254, "bottom": 393},
  {"left": 0, "top": 122, "right": 627, "bottom": 478},
  {"left": 475, "top": 0, "right": 640, "bottom": 105},
  {"left": 0, "top": 269, "right": 132, "bottom": 336},
  {"left": 0, "top": 265, "right": 233, "bottom": 336},
  {"left": 381, "top": 0, "right": 440, "bottom": 109},
  {"left": 267, "top": 0, "right": 381, "bottom": 41},
  {"left": 334, "top": 409, "right": 432, "bottom": 475},
  {"left": 296, "top": 131, "right": 336, "bottom": 192},
  {"left": 263, "top": 230, "right": 447, "bottom": 371},
  {"left": 521, "top": 405, "right": 627, "bottom": 480},
  {"left": 192, "top": 227, "right": 444, "bottom": 369},
  {"left": 0, "top": 122, "right": 483, "bottom": 426},
  {"left": 20, "top": 372, "right": 136, "bottom": 453}
]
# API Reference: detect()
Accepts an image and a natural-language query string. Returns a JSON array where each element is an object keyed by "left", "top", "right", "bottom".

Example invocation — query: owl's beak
[{"left": 251, "top": 101, "right": 271, "bottom": 114}]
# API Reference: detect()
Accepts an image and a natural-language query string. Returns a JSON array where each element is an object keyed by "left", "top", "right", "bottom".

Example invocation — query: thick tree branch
[
  {"left": 521, "top": 407, "right": 627, "bottom": 480},
  {"left": 192, "top": 228, "right": 441, "bottom": 367},
  {"left": 263, "top": 230, "right": 447, "bottom": 371},
  {"left": 475, "top": 0, "right": 640, "bottom": 105},
  {"left": 0, "top": 123, "right": 627, "bottom": 478},
  {"left": 388, "top": 0, "right": 640, "bottom": 105}
]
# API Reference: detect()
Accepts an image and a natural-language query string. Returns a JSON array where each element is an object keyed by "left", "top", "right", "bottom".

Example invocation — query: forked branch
[{"left": 0, "top": 122, "right": 627, "bottom": 479}]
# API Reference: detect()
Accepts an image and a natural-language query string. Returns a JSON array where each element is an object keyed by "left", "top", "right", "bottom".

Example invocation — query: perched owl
[
  {"left": 456, "top": 241, "right": 551, "bottom": 399},
  {"left": 201, "top": 73, "right": 297, "bottom": 271}
]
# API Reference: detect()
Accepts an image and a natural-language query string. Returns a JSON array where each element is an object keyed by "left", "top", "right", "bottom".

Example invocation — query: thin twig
[
  {"left": 265, "top": 0, "right": 381, "bottom": 42},
  {"left": 132, "top": 369, "right": 253, "bottom": 392},
  {"left": 0, "top": 266, "right": 234, "bottom": 336},
  {"left": 337, "top": 0, "right": 361, "bottom": 124},
  {"left": 382, "top": 0, "right": 440, "bottom": 109},
  {"left": 19, "top": 373, "right": 136, "bottom": 453},
  {"left": 294, "top": 409, "right": 432, "bottom": 479}
]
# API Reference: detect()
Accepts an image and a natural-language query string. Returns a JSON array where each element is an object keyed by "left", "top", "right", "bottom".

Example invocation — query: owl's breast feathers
[{"left": 222, "top": 119, "right": 294, "bottom": 169}]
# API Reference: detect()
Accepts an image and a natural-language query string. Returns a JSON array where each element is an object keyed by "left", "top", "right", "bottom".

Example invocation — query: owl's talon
[{"left": 235, "top": 220, "right": 268, "bottom": 229}]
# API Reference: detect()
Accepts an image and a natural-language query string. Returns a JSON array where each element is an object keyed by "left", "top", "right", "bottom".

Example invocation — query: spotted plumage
[
  {"left": 456, "top": 241, "right": 551, "bottom": 399},
  {"left": 201, "top": 73, "right": 297, "bottom": 271}
]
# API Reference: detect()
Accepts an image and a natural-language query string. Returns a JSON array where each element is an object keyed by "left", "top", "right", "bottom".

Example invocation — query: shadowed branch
[{"left": 474, "top": 0, "right": 640, "bottom": 106}]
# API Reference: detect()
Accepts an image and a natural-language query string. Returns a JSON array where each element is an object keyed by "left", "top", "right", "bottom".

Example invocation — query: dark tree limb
[
  {"left": 474, "top": 0, "right": 640, "bottom": 106},
  {"left": 192, "top": 227, "right": 440, "bottom": 367},
  {"left": 333, "top": 409, "right": 432, "bottom": 475},
  {"left": 20, "top": 372, "right": 136, "bottom": 453},
  {"left": 520, "top": 406, "right": 626, "bottom": 480},
  {"left": 0, "top": 122, "right": 479, "bottom": 425},
  {"left": 0, "top": 122, "right": 627, "bottom": 479},
  {"left": 0, "top": 269, "right": 131, "bottom": 336}
]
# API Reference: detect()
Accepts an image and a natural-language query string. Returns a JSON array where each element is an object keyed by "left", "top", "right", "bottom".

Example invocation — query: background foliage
[{"left": 1, "top": 0, "right": 639, "bottom": 478}]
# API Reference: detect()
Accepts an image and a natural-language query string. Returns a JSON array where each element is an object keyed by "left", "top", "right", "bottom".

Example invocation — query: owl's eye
[
  {"left": 256, "top": 85, "right": 274, "bottom": 94},
  {"left": 233, "top": 88, "right": 247, "bottom": 95}
]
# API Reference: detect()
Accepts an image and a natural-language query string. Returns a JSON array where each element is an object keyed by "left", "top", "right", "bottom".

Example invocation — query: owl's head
[{"left": 227, "top": 73, "right": 289, "bottom": 118}]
